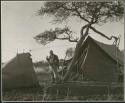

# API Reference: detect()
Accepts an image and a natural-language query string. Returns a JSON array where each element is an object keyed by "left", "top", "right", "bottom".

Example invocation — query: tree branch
[
  {"left": 74, "top": 8, "right": 90, "bottom": 23},
  {"left": 56, "top": 36, "right": 78, "bottom": 42},
  {"left": 80, "top": 17, "right": 94, "bottom": 37},
  {"left": 60, "top": 3, "right": 90, "bottom": 23},
  {"left": 80, "top": 24, "right": 89, "bottom": 37},
  {"left": 90, "top": 26, "right": 118, "bottom": 40},
  {"left": 72, "top": 3, "right": 90, "bottom": 23}
]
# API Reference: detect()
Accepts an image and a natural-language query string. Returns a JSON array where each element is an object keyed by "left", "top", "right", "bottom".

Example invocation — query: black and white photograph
[{"left": 1, "top": 0, "right": 124, "bottom": 102}]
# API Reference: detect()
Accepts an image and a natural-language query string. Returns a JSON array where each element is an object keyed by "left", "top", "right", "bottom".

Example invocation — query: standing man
[{"left": 46, "top": 50, "right": 60, "bottom": 83}]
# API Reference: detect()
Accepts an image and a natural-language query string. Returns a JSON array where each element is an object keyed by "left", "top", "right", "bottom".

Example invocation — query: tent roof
[
  {"left": 2, "top": 53, "right": 31, "bottom": 69},
  {"left": 88, "top": 36, "right": 123, "bottom": 65},
  {"left": 17, "top": 52, "right": 31, "bottom": 56}
]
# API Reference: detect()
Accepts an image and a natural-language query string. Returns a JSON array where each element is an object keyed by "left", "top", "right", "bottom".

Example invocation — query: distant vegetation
[
  {"left": 33, "top": 60, "right": 49, "bottom": 67},
  {"left": 33, "top": 59, "right": 66, "bottom": 68}
]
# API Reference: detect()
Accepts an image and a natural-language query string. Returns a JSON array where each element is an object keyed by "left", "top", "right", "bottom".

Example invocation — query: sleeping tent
[
  {"left": 64, "top": 36, "right": 124, "bottom": 82},
  {"left": 2, "top": 53, "right": 40, "bottom": 90}
]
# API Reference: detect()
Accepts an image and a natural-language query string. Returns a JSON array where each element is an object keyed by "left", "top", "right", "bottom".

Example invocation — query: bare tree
[{"left": 35, "top": 1, "right": 124, "bottom": 81}]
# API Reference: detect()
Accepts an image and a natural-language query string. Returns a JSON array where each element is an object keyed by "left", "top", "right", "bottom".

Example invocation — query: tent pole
[
  {"left": 61, "top": 54, "right": 67, "bottom": 78},
  {"left": 79, "top": 45, "right": 89, "bottom": 77}
]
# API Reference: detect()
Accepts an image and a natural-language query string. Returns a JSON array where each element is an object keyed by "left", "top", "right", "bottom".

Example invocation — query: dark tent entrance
[{"left": 64, "top": 36, "right": 123, "bottom": 83}]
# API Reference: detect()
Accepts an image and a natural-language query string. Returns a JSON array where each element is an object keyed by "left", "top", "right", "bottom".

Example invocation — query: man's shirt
[{"left": 47, "top": 54, "right": 59, "bottom": 66}]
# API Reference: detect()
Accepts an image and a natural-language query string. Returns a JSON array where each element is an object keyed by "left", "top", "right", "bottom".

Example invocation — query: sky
[{"left": 1, "top": 1, "right": 124, "bottom": 63}]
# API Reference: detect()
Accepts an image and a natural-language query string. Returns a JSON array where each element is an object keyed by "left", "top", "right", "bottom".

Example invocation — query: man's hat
[{"left": 50, "top": 50, "right": 53, "bottom": 54}]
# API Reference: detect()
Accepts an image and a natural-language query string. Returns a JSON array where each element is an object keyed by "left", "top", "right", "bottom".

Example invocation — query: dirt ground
[
  {"left": 2, "top": 87, "right": 124, "bottom": 101},
  {"left": 2, "top": 68, "right": 124, "bottom": 101},
  {"left": 2, "top": 80, "right": 124, "bottom": 102}
]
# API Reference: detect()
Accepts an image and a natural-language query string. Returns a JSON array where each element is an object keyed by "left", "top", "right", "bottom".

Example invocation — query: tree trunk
[
  {"left": 63, "top": 27, "right": 89, "bottom": 81},
  {"left": 63, "top": 21, "right": 93, "bottom": 82}
]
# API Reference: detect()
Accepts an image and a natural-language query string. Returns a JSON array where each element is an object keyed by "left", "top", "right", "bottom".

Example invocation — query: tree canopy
[{"left": 38, "top": 1, "right": 123, "bottom": 24}]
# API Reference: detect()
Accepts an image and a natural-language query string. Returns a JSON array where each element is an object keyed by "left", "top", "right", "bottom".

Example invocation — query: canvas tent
[
  {"left": 2, "top": 53, "right": 40, "bottom": 90},
  {"left": 64, "top": 36, "right": 124, "bottom": 83}
]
